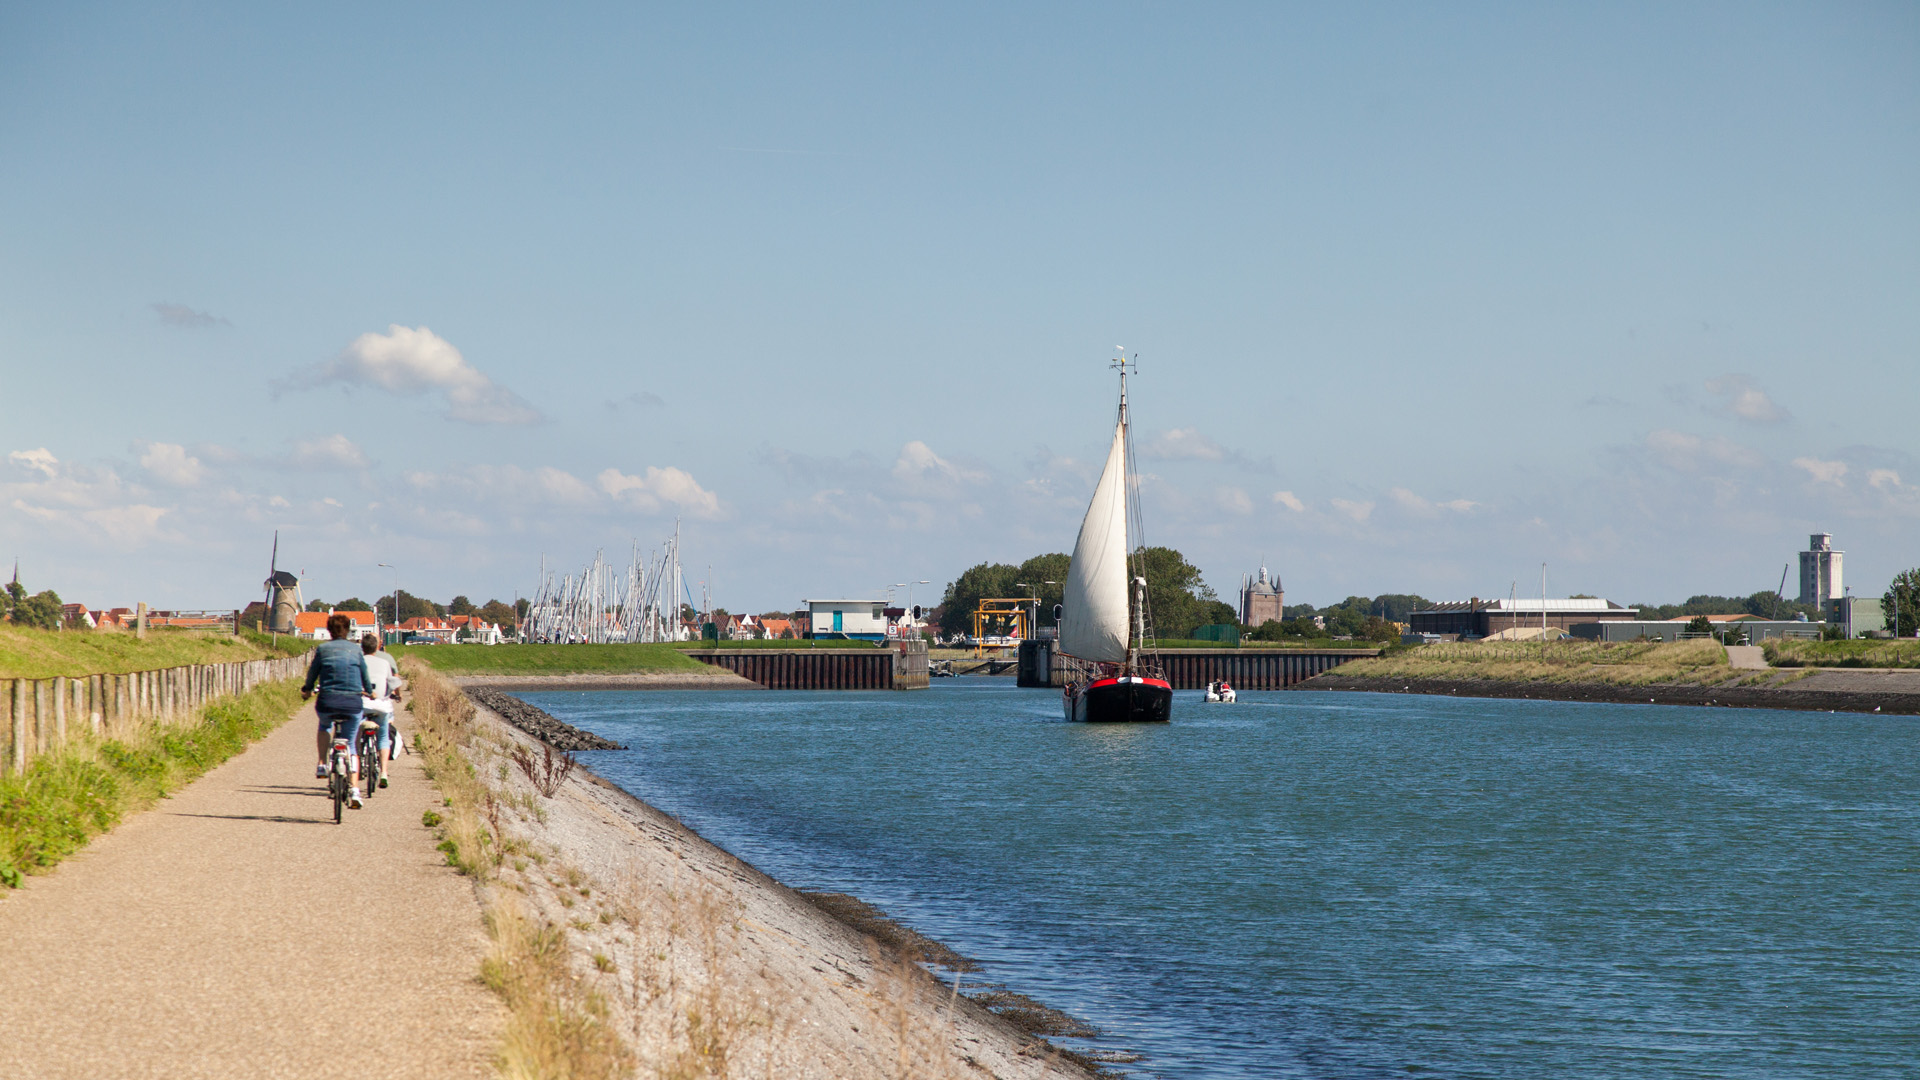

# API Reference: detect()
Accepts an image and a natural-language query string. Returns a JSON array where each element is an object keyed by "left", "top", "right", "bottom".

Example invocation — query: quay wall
[
  {"left": 683, "top": 639, "right": 929, "bottom": 690},
  {"left": 2, "top": 656, "right": 307, "bottom": 775},
  {"left": 1023, "top": 641, "right": 1381, "bottom": 689}
]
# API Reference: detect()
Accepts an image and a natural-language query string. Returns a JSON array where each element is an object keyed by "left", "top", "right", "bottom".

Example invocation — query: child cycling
[
  {"left": 301, "top": 612, "right": 375, "bottom": 809},
  {"left": 359, "top": 636, "right": 403, "bottom": 787}
]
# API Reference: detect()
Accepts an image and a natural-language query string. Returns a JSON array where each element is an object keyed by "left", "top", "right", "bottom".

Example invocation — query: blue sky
[{"left": 3, "top": 2, "right": 1915, "bottom": 613}]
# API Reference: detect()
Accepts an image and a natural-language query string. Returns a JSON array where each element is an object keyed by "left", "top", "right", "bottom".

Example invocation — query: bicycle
[
  {"left": 327, "top": 727, "right": 353, "bottom": 824},
  {"left": 355, "top": 717, "right": 382, "bottom": 802}
]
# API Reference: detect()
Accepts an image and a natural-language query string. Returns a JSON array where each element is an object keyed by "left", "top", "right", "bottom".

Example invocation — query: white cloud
[
  {"left": 1646, "top": 429, "right": 1762, "bottom": 471},
  {"left": 891, "top": 441, "right": 986, "bottom": 486},
  {"left": 1390, "top": 487, "right": 1479, "bottom": 515},
  {"left": 1331, "top": 497, "right": 1374, "bottom": 522},
  {"left": 1272, "top": 490, "right": 1306, "bottom": 512},
  {"left": 151, "top": 302, "right": 230, "bottom": 328},
  {"left": 1216, "top": 487, "right": 1253, "bottom": 514},
  {"left": 138, "top": 442, "right": 205, "bottom": 485},
  {"left": 1793, "top": 457, "right": 1849, "bottom": 486},
  {"left": 1868, "top": 468, "right": 1902, "bottom": 490},
  {"left": 79, "top": 505, "right": 169, "bottom": 546},
  {"left": 597, "top": 466, "right": 722, "bottom": 518},
  {"left": 292, "top": 325, "right": 542, "bottom": 425},
  {"left": 284, "top": 434, "right": 371, "bottom": 471},
  {"left": 1705, "top": 374, "right": 1789, "bottom": 424},
  {"left": 9, "top": 448, "right": 58, "bottom": 478},
  {"left": 1142, "top": 428, "right": 1225, "bottom": 461}
]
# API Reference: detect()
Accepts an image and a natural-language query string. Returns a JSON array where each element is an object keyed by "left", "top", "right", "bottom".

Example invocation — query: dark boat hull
[{"left": 1067, "top": 675, "right": 1174, "bottom": 723}]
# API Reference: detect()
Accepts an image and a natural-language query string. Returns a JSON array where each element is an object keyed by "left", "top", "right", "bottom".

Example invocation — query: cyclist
[
  {"left": 302, "top": 612, "right": 375, "bottom": 809},
  {"left": 359, "top": 635, "right": 403, "bottom": 787}
]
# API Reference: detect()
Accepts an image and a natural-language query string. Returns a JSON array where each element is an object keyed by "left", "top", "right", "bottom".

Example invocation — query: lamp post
[
  {"left": 1014, "top": 580, "right": 1057, "bottom": 640},
  {"left": 378, "top": 563, "right": 398, "bottom": 639}
]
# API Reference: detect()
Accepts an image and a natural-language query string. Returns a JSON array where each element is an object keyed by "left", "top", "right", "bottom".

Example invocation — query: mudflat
[
  {"left": 0, "top": 702, "right": 501, "bottom": 1080},
  {"left": 453, "top": 671, "right": 759, "bottom": 691}
]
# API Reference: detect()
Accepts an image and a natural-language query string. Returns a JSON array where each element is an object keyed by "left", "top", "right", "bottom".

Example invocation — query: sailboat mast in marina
[{"left": 1058, "top": 359, "right": 1174, "bottom": 724}]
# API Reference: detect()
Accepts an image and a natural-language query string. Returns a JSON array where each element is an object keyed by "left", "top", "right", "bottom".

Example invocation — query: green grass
[
  {"left": 1339, "top": 638, "right": 1731, "bottom": 686},
  {"left": 0, "top": 679, "right": 303, "bottom": 887},
  {"left": 387, "top": 642, "right": 712, "bottom": 675},
  {"left": 672, "top": 638, "right": 883, "bottom": 650},
  {"left": 1764, "top": 638, "right": 1920, "bottom": 668},
  {"left": 0, "top": 625, "right": 303, "bottom": 680},
  {"left": 1147, "top": 638, "right": 1390, "bottom": 650}
]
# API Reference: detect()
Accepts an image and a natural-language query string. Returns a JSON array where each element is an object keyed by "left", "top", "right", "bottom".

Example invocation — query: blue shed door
[{"left": 832, "top": 609, "right": 843, "bottom": 632}]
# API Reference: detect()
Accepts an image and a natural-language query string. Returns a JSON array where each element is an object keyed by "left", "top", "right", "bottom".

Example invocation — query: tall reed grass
[{"left": 1338, "top": 638, "right": 1732, "bottom": 686}]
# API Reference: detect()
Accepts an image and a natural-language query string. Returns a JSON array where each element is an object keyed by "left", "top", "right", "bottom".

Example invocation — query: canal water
[{"left": 519, "top": 680, "right": 1920, "bottom": 1079}]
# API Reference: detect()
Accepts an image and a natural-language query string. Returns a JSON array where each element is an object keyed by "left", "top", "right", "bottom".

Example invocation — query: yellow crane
[{"left": 971, "top": 598, "right": 1037, "bottom": 657}]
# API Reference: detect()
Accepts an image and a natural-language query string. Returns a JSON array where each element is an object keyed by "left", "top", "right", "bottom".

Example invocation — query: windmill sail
[{"left": 1058, "top": 419, "right": 1131, "bottom": 663}]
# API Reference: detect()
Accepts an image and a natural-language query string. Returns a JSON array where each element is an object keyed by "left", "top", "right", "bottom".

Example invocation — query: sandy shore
[
  {"left": 453, "top": 670, "right": 761, "bottom": 691},
  {"left": 1301, "top": 668, "right": 1920, "bottom": 714},
  {"left": 463, "top": 695, "right": 1094, "bottom": 1079}
]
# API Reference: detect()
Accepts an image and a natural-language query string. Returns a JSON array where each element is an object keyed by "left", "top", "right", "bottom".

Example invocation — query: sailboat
[{"left": 1058, "top": 359, "right": 1174, "bottom": 724}]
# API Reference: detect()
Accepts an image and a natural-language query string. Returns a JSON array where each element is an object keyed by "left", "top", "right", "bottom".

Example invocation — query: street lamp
[
  {"left": 378, "top": 563, "right": 398, "bottom": 637},
  {"left": 1014, "top": 580, "right": 1058, "bottom": 639}
]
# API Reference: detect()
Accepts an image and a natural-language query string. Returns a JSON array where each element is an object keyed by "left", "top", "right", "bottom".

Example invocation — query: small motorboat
[{"left": 1204, "top": 680, "right": 1237, "bottom": 704}]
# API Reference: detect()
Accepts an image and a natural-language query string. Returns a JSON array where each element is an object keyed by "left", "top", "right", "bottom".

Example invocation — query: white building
[
  {"left": 1799, "top": 532, "right": 1843, "bottom": 609},
  {"left": 805, "top": 599, "right": 888, "bottom": 641}
]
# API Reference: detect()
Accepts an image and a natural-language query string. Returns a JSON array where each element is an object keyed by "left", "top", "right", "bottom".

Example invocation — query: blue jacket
[{"left": 303, "top": 639, "right": 374, "bottom": 707}]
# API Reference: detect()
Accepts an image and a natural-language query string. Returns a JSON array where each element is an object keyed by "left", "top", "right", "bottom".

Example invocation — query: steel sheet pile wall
[
  {"left": 1048, "top": 645, "right": 1379, "bottom": 689},
  {"left": 1149, "top": 649, "right": 1377, "bottom": 689},
  {"left": 684, "top": 641, "right": 929, "bottom": 690},
  {"left": 2, "top": 655, "right": 307, "bottom": 775}
]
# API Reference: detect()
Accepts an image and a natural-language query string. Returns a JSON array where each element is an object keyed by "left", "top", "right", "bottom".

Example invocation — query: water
[{"left": 519, "top": 681, "right": 1920, "bottom": 1079}]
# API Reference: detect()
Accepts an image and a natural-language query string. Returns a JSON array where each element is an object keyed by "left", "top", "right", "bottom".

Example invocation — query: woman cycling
[{"left": 301, "top": 613, "right": 375, "bottom": 809}]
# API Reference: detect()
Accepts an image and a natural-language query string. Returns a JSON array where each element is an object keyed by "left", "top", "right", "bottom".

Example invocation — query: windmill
[{"left": 263, "top": 531, "right": 302, "bottom": 634}]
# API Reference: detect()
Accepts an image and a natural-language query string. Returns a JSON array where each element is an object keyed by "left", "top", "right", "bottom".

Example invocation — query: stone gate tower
[{"left": 1239, "top": 565, "right": 1284, "bottom": 628}]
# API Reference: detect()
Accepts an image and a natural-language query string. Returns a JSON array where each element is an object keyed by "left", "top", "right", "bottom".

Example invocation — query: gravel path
[{"left": 0, "top": 701, "right": 501, "bottom": 1079}]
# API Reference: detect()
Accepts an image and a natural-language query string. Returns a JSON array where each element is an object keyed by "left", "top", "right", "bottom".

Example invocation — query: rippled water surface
[{"left": 520, "top": 681, "right": 1920, "bottom": 1079}]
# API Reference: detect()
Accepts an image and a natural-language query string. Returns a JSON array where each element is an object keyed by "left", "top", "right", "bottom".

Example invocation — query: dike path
[{"left": 0, "top": 702, "right": 501, "bottom": 1080}]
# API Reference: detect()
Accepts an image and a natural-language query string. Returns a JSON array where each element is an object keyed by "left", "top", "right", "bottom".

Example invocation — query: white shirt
[{"left": 363, "top": 652, "right": 399, "bottom": 715}]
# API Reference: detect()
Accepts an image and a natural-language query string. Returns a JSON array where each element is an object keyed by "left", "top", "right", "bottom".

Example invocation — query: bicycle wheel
[
  {"left": 332, "top": 767, "right": 344, "bottom": 824},
  {"left": 359, "top": 731, "right": 378, "bottom": 799}
]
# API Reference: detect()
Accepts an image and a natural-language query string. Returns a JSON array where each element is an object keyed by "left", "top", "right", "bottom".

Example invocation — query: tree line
[
  {"left": 935, "top": 549, "right": 1236, "bottom": 641},
  {"left": 302, "top": 592, "right": 527, "bottom": 629}
]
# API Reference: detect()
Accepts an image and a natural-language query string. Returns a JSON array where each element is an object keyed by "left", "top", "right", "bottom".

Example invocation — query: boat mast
[{"left": 1114, "top": 356, "right": 1143, "bottom": 671}]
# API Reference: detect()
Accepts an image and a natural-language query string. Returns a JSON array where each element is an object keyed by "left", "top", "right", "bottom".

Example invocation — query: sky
[{"left": 2, "top": 1, "right": 1916, "bottom": 614}]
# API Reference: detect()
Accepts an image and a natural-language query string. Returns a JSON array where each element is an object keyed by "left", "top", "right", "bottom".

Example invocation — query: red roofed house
[
  {"left": 448, "top": 615, "right": 505, "bottom": 645},
  {"left": 293, "top": 609, "right": 381, "bottom": 642}
]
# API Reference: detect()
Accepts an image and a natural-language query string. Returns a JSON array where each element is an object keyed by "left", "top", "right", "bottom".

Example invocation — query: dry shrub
[
  {"left": 610, "top": 866, "right": 796, "bottom": 1080},
  {"left": 512, "top": 740, "right": 579, "bottom": 798},
  {"left": 484, "top": 896, "right": 633, "bottom": 1080},
  {"left": 1341, "top": 638, "right": 1731, "bottom": 686}
]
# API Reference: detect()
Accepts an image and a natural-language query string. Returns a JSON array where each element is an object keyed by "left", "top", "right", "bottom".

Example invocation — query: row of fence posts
[{"left": 2, "top": 655, "right": 308, "bottom": 775}]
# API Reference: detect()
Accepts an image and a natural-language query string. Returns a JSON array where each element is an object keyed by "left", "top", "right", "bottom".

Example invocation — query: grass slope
[
  {"left": 1336, "top": 639, "right": 1733, "bottom": 687},
  {"left": 1764, "top": 639, "right": 1920, "bottom": 668},
  {"left": 0, "top": 626, "right": 302, "bottom": 680},
  {"left": 0, "top": 679, "right": 303, "bottom": 887},
  {"left": 388, "top": 642, "right": 712, "bottom": 675}
]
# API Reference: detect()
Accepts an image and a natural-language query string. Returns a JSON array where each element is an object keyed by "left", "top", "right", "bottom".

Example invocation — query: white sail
[{"left": 1059, "top": 419, "right": 1131, "bottom": 663}]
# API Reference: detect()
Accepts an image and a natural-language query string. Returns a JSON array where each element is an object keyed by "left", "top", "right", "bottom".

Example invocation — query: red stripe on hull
[{"left": 1066, "top": 676, "right": 1173, "bottom": 723}]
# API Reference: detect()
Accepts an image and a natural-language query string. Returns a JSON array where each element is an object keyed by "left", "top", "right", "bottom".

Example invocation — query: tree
[
  {"left": 1367, "top": 594, "right": 1432, "bottom": 622},
  {"left": 937, "top": 561, "right": 1024, "bottom": 635},
  {"left": 1686, "top": 615, "right": 1713, "bottom": 636},
  {"left": 12, "top": 588, "right": 63, "bottom": 630},
  {"left": 1132, "top": 546, "right": 1222, "bottom": 640},
  {"left": 1014, "top": 553, "right": 1071, "bottom": 627},
  {"left": 1359, "top": 616, "right": 1400, "bottom": 642},
  {"left": 333, "top": 597, "right": 372, "bottom": 612},
  {"left": 306, "top": 598, "right": 330, "bottom": 612},
  {"left": 1886, "top": 569, "right": 1920, "bottom": 638},
  {"left": 379, "top": 590, "right": 440, "bottom": 624},
  {"left": 448, "top": 595, "right": 475, "bottom": 616},
  {"left": 479, "top": 599, "right": 518, "bottom": 628}
]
